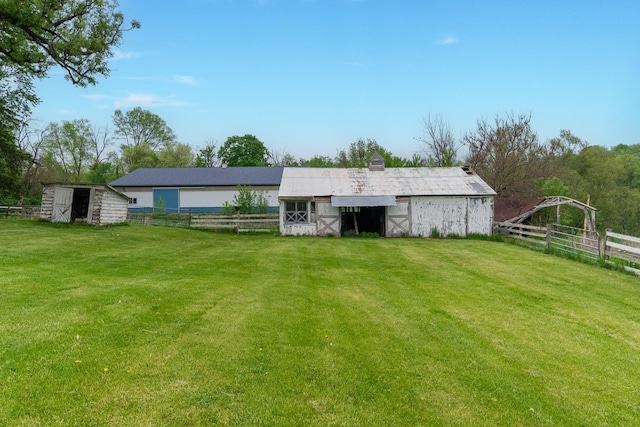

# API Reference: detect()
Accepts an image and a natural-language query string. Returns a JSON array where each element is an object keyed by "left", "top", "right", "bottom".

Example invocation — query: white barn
[{"left": 278, "top": 159, "right": 496, "bottom": 237}]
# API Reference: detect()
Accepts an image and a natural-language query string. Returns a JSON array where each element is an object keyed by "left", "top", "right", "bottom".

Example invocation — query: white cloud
[
  {"left": 114, "top": 93, "right": 160, "bottom": 108},
  {"left": 111, "top": 49, "right": 139, "bottom": 61},
  {"left": 173, "top": 75, "right": 197, "bottom": 85},
  {"left": 113, "top": 92, "right": 188, "bottom": 109},
  {"left": 436, "top": 36, "right": 459, "bottom": 45}
]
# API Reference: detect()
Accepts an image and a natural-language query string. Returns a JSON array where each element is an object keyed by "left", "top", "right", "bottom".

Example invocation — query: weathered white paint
[
  {"left": 39, "top": 186, "right": 55, "bottom": 221},
  {"left": 467, "top": 197, "right": 494, "bottom": 235},
  {"left": 411, "top": 196, "right": 493, "bottom": 237},
  {"left": 41, "top": 183, "right": 128, "bottom": 226},
  {"left": 316, "top": 200, "right": 340, "bottom": 236},
  {"left": 96, "top": 189, "right": 129, "bottom": 225},
  {"left": 277, "top": 166, "right": 496, "bottom": 237},
  {"left": 278, "top": 167, "right": 496, "bottom": 198},
  {"left": 279, "top": 200, "right": 317, "bottom": 236},
  {"left": 387, "top": 198, "right": 410, "bottom": 236},
  {"left": 52, "top": 187, "right": 73, "bottom": 222}
]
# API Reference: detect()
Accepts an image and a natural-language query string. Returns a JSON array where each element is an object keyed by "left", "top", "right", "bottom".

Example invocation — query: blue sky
[{"left": 32, "top": 0, "right": 640, "bottom": 160}]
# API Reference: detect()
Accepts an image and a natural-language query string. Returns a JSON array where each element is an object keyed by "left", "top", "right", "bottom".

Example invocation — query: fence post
[
  {"left": 188, "top": 209, "right": 192, "bottom": 228},
  {"left": 546, "top": 224, "right": 552, "bottom": 252},
  {"left": 603, "top": 229, "right": 611, "bottom": 262}
]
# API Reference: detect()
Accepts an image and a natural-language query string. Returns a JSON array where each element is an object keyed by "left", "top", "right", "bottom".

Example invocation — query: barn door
[
  {"left": 153, "top": 189, "right": 179, "bottom": 212},
  {"left": 52, "top": 187, "right": 73, "bottom": 223}
]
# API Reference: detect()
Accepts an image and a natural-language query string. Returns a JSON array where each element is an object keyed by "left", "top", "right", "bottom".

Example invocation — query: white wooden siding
[
  {"left": 411, "top": 196, "right": 493, "bottom": 237},
  {"left": 279, "top": 200, "right": 317, "bottom": 236},
  {"left": 387, "top": 198, "right": 411, "bottom": 236},
  {"left": 316, "top": 200, "right": 340, "bottom": 236}
]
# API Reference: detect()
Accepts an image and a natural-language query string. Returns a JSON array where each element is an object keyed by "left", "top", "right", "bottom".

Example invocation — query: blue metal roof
[{"left": 110, "top": 167, "right": 285, "bottom": 187}]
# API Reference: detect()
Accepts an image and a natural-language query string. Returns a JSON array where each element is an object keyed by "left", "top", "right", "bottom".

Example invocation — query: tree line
[
  {"left": 8, "top": 108, "right": 640, "bottom": 235},
  {"left": 2, "top": 1, "right": 640, "bottom": 235}
]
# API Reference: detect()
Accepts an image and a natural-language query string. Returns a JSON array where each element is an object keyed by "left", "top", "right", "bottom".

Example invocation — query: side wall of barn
[{"left": 410, "top": 196, "right": 493, "bottom": 237}]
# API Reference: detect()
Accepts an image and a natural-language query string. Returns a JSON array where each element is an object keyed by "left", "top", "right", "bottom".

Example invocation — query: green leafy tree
[
  {"left": 231, "top": 186, "right": 269, "bottom": 214},
  {"left": 195, "top": 140, "right": 218, "bottom": 167},
  {"left": 301, "top": 155, "right": 335, "bottom": 168},
  {"left": 268, "top": 149, "right": 299, "bottom": 166},
  {"left": 0, "top": 126, "right": 28, "bottom": 201},
  {"left": 41, "top": 119, "right": 95, "bottom": 182},
  {"left": 335, "top": 138, "right": 385, "bottom": 167},
  {"left": 0, "top": 1, "right": 139, "bottom": 198},
  {"left": 218, "top": 134, "right": 268, "bottom": 166},
  {"left": 113, "top": 107, "right": 176, "bottom": 150},
  {"left": 157, "top": 141, "right": 194, "bottom": 167},
  {"left": 121, "top": 142, "right": 158, "bottom": 172},
  {"left": 0, "top": 0, "right": 139, "bottom": 86},
  {"left": 562, "top": 145, "right": 640, "bottom": 233},
  {"left": 335, "top": 138, "right": 420, "bottom": 168}
]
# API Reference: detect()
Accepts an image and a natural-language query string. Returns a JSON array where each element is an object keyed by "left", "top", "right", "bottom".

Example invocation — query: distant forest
[{"left": 4, "top": 110, "right": 640, "bottom": 236}]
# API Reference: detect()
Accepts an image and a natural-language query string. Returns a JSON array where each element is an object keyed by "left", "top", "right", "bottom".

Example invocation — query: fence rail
[
  {"left": 0, "top": 205, "right": 40, "bottom": 219},
  {"left": 190, "top": 213, "right": 279, "bottom": 233},
  {"left": 127, "top": 209, "right": 279, "bottom": 233},
  {"left": 547, "top": 223, "right": 600, "bottom": 260},
  {"left": 494, "top": 222, "right": 547, "bottom": 245},
  {"left": 605, "top": 230, "right": 640, "bottom": 275},
  {"left": 495, "top": 221, "right": 640, "bottom": 275}
]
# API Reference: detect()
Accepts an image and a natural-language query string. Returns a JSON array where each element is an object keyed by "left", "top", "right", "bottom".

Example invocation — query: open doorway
[
  {"left": 71, "top": 188, "right": 92, "bottom": 221},
  {"left": 341, "top": 206, "right": 386, "bottom": 236}
]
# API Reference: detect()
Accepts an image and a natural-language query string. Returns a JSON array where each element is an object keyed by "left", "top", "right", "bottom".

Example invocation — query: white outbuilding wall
[{"left": 410, "top": 196, "right": 494, "bottom": 237}]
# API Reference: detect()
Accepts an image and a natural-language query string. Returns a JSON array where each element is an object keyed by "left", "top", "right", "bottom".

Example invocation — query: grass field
[{"left": 2, "top": 220, "right": 640, "bottom": 426}]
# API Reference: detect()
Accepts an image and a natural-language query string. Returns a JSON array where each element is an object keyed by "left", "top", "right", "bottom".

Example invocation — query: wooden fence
[
  {"left": 495, "top": 222, "right": 640, "bottom": 275},
  {"left": 190, "top": 213, "right": 279, "bottom": 233},
  {"left": 0, "top": 205, "right": 40, "bottom": 219},
  {"left": 604, "top": 230, "right": 640, "bottom": 275},
  {"left": 127, "top": 209, "right": 279, "bottom": 233}
]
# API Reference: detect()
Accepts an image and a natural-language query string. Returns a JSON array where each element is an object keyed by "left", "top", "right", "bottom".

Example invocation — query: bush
[{"left": 227, "top": 186, "right": 270, "bottom": 214}]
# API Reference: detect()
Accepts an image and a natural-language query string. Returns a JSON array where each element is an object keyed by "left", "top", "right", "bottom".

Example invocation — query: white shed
[
  {"left": 277, "top": 161, "right": 496, "bottom": 237},
  {"left": 40, "top": 183, "right": 129, "bottom": 226}
]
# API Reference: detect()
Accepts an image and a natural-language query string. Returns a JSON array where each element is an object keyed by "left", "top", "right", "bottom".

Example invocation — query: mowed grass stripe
[{"left": 1, "top": 220, "right": 640, "bottom": 425}]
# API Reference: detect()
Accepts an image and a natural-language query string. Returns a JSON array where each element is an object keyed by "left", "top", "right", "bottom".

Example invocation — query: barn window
[
  {"left": 128, "top": 198, "right": 137, "bottom": 205},
  {"left": 285, "top": 201, "right": 309, "bottom": 223}
]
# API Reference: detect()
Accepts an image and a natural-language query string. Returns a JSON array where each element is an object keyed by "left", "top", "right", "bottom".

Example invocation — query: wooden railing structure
[
  {"left": 0, "top": 205, "right": 40, "bottom": 219},
  {"left": 495, "top": 222, "right": 640, "bottom": 274},
  {"left": 190, "top": 213, "right": 279, "bottom": 233},
  {"left": 604, "top": 231, "right": 640, "bottom": 275},
  {"left": 127, "top": 209, "right": 279, "bottom": 233}
]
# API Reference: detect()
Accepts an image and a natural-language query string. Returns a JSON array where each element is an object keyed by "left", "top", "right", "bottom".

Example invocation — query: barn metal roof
[
  {"left": 110, "top": 167, "right": 285, "bottom": 187},
  {"left": 278, "top": 167, "right": 497, "bottom": 198}
]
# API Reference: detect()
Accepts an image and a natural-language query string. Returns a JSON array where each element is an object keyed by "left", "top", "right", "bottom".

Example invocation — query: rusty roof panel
[{"left": 278, "top": 167, "right": 496, "bottom": 199}]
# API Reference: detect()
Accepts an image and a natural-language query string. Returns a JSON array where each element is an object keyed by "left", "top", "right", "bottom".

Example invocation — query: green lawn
[{"left": 1, "top": 220, "right": 640, "bottom": 426}]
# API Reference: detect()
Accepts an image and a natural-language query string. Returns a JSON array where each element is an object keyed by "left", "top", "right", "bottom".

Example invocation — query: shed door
[{"left": 52, "top": 187, "right": 73, "bottom": 223}]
